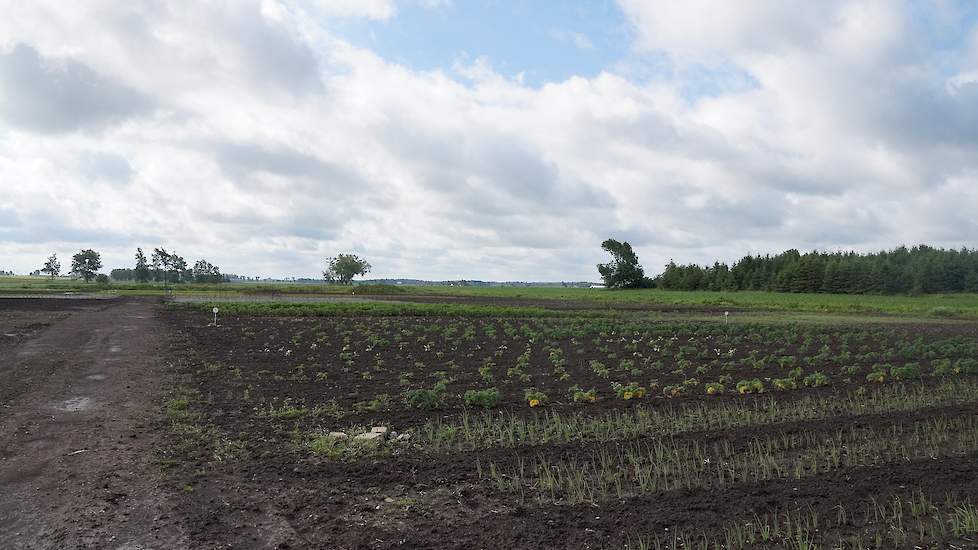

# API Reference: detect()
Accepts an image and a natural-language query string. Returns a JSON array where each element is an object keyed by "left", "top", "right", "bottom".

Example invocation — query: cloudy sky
[{"left": 1, "top": 1, "right": 977, "bottom": 281}]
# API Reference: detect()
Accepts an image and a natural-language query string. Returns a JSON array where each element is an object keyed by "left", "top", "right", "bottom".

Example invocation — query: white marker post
[
  {"left": 724, "top": 311, "right": 730, "bottom": 324},
  {"left": 212, "top": 306, "right": 220, "bottom": 326}
]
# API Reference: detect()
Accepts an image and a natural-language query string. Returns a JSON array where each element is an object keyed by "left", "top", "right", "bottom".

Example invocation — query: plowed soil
[
  {"left": 3, "top": 297, "right": 978, "bottom": 549},
  {"left": 160, "top": 308, "right": 978, "bottom": 549}
]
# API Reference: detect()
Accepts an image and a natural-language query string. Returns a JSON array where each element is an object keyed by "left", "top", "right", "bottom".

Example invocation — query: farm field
[
  {"left": 158, "top": 298, "right": 978, "bottom": 549},
  {"left": 6, "top": 275, "right": 978, "bottom": 318}
]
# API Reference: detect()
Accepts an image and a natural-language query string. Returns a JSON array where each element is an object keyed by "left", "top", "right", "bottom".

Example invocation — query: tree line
[
  {"left": 39, "top": 248, "right": 226, "bottom": 284},
  {"left": 596, "top": 242, "right": 978, "bottom": 295},
  {"left": 655, "top": 245, "right": 978, "bottom": 294}
]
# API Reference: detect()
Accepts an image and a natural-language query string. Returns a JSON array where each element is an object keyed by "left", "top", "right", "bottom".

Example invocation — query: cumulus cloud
[{"left": 0, "top": 1, "right": 976, "bottom": 279}]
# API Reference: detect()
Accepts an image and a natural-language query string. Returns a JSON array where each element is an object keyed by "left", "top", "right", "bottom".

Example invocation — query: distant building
[{"left": 589, "top": 284, "right": 606, "bottom": 289}]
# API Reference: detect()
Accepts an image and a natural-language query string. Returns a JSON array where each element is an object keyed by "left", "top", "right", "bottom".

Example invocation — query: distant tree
[
  {"left": 192, "top": 259, "right": 224, "bottom": 283},
  {"left": 596, "top": 239, "right": 647, "bottom": 289},
  {"left": 151, "top": 248, "right": 189, "bottom": 285},
  {"left": 95, "top": 273, "right": 110, "bottom": 287},
  {"left": 41, "top": 253, "right": 60, "bottom": 279},
  {"left": 324, "top": 254, "right": 371, "bottom": 285},
  {"left": 170, "top": 253, "right": 188, "bottom": 282},
  {"left": 150, "top": 248, "right": 168, "bottom": 282},
  {"left": 134, "top": 248, "right": 150, "bottom": 283},
  {"left": 652, "top": 245, "right": 978, "bottom": 295},
  {"left": 110, "top": 268, "right": 135, "bottom": 281},
  {"left": 70, "top": 249, "right": 102, "bottom": 283}
]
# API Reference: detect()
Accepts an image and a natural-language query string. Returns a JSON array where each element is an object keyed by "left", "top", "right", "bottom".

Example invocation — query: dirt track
[{"left": 0, "top": 298, "right": 183, "bottom": 549}]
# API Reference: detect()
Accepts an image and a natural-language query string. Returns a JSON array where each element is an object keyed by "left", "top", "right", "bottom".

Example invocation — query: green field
[{"left": 5, "top": 275, "right": 978, "bottom": 318}]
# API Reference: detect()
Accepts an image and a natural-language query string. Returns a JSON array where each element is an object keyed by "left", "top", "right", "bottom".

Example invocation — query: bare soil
[
  {"left": 159, "top": 309, "right": 978, "bottom": 549},
  {"left": 3, "top": 297, "right": 978, "bottom": 549},
  {"left": 0, "top": 298, "right": 185, "bottom": 549}
]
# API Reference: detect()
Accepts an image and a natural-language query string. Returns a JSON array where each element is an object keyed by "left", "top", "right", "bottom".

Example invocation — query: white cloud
[{"left": 0, "top": 1, "right": 977, "bottom": 280}]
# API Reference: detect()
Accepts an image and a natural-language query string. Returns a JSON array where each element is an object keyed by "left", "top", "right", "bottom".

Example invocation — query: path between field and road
[{"left": 0, "top": 298, "right": 185, "bottom": 549}]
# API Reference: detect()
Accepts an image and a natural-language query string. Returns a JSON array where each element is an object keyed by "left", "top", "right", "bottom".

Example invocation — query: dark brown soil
[
  {"left": 0, "top": 298, "right": 185, "bottom": 549},
  {"left": 3, "top": 297, "right": 978, "bottom": 549},
  {"left": 159, "top": 309, "right": 978, "bottom": 549}
]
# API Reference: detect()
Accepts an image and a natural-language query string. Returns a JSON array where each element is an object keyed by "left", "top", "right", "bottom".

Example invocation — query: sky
[{"left": 1, "top": 1, "right": 977, "bottom": 281}]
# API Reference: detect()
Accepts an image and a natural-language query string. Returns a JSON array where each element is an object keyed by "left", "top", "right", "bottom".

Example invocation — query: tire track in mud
[{"left": 0, "top": 298, "right": 185, "bottom": 549}]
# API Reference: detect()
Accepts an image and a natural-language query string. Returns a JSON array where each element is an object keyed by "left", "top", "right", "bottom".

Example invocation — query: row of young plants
[
  {"left": 477, "top": 413, "right": 978, "bottom": 505},
  {"left": 212, "top": 312, "right": 978, "bottom": 422},
  {"left": 222, "top": 312, "right": 978, "bottom": 380},
  {"left": 415, "top": 378, "right": 978, "bottom": 451},
  {"left": 626, "top": 492, "right": 978, "bottom": 550}
]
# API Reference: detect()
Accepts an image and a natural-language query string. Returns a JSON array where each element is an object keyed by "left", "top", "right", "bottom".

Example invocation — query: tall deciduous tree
[
  {"left": 151, "top": 247, "right": 188, "bottom": 285},
  {"left": 70, "top": 249, "right": 102, "bottom": 283},
  {"left": 324, "top": 254, "right": 371, "bottom": 285},
  {"left": 192, "top": 259, "right": 224, "bottom": 283},
  {"left": 41, "top": 253, "right": 60, "bottom": 279},
  {"left": 150, "top": 248, "right": 168, "bottom": 282},
  {"left": 597, "top": 239, "right": 647, "bottom": 289},
  {"left": 134, "top": 248, "right": 150, "bottom": 283}
]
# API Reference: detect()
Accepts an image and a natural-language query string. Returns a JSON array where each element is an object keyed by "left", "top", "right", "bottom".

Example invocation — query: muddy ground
[{"left": 0, "top": 297, "right": 184, "bottom": 549}]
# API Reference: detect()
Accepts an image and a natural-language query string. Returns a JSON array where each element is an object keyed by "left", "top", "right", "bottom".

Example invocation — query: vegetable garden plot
[{"left": 160, "top": 308, "right": 978, "bottom": 549}]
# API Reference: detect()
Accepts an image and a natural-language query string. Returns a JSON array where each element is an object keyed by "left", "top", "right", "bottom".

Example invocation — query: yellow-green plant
[
  {"left": 568, "top": 385, "right": 598, "bottom": 403},
  {"left": 705, "top": 382, "right": 725, "bottom": 395},
  {"left": 523, "top": 388, "right": 548, "bottom": 408},
  {"left": 612, "top": 381, "right": 646, "bottom": 400}
]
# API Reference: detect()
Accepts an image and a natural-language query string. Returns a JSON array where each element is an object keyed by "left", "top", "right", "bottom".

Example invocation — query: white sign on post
[{"left": 212, "top": 307, "right": 219, "bottom": 326}]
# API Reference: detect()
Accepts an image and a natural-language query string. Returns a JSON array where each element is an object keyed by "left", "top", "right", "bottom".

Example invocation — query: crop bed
[{"left": 160, "top": 307, "right": 978, "bottom": 549}]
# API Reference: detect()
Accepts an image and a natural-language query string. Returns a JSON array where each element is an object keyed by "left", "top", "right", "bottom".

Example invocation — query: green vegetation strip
[
  {"left": 482, "top": 414, "right": 978, "bottom": 505},
  {"left": 175, "top": 300, "right": 594, "bottom": 318},
  {"left": 404, "top": 286, "right": 978, "bottom": 318},
  {"left": 419, "top": 379, "right": 978, "bottom": 451},
  {"left": 8, "top": 273, "right": 978, "bottom": 317}
]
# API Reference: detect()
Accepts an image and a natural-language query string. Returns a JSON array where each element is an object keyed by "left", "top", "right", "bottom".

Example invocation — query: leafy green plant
[
  {"left": 866, "top": 369, "right": 886, "bottom": 383},
  {"left": 890, "top": 363, "right": 921, "bottom": 381},
  {"left": 933, "top": 358, "right": 953, "bottom": 376},
  {"left": 463, "top": 388, "right": 500, "bottom": 409},
  {"left": 705, "top": 382, "right": 725, "bottom": 395},
  {"left": 404, "top": 382, "right": 447, "bottom": 410},
  {"left": 568, "top": 385, "right": 598, "bottom": 403},
  {"left": 803, "top": 372, "right": 830, "bottom": 388},
  {"left": 589, "top": 360, "right": 610, "bottom": 378},
  {"left": 478, "top": 364, "right": 494, "bottom": 383}
]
